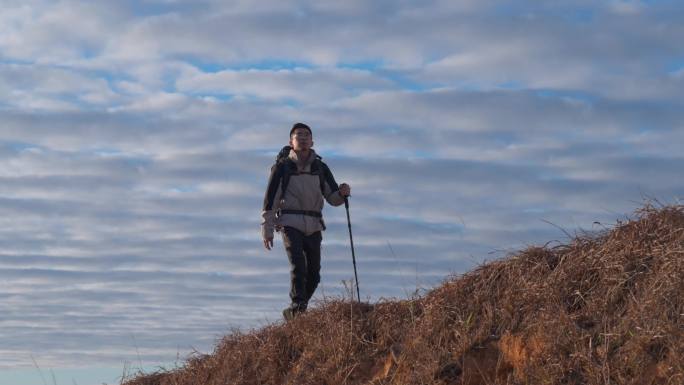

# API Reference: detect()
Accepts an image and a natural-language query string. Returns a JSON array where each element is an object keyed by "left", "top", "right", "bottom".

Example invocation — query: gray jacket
[{"left": 261, "top": 149, "right": 345, "bottom": 240}]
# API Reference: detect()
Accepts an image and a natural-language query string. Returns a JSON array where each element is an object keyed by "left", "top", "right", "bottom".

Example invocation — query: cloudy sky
[{"left": 1, "top": 0, "right": 683, "bottom": 384}]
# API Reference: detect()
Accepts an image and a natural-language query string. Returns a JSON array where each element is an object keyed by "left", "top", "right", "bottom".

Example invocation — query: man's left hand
[{"left": 339, "top": 183, "right": 351, "bottom": 197}]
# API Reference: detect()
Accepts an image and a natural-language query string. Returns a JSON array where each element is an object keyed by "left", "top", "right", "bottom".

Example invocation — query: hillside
[{"left": 123, "top": 204, "right": 684, "bottom": 385}]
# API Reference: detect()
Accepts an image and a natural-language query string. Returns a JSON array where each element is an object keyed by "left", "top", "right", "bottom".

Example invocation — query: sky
[{"left": 1, "top": 0, "right": 683, "bottom": 384}]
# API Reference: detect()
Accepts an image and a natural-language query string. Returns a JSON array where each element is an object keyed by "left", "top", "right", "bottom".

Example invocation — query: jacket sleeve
[
  {"left": 321, "top": 162, "right": 345, "bottom": 207},
  {"left": 261, "top": 164, "right": 283, "bottom": 240}
]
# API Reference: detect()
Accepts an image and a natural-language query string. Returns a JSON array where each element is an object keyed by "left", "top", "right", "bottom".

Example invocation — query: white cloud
[
  {"left": 610, "top": 0, "right": 645, "bottom": 15},
  {"left": 176, "top": 66, "right": 394, "bottom": 102},
  {"left": 0, "top": 63, "right": 120, "bottom": 110},
  {"left": 0, "top": 1, "right": 125, "bottom": 62},
  {"left": 112, "top": 92, "right": 189, "bottom": 112}
]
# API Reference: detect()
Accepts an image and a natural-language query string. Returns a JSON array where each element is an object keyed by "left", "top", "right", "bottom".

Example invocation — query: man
[{"left": 261, "top": 122, "right": 351, "bottom": 320}]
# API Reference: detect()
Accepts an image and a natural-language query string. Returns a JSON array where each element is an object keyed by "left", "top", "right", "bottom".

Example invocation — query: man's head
[{"left": 289, "top": 122, "right": 313, "bottom": 151}]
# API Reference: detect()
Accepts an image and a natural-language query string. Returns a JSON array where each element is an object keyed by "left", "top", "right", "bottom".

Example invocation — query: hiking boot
[
  {"left": 282, "top": 307, "right": 295, "bottom": 321},
  {"left": 282, "top": 302, "right": 307, "bottom": 321}
]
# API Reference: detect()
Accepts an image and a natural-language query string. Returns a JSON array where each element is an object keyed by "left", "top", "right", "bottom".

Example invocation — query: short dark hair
[{"left": 290, "top": 122, "right": 312, "bottom": 137}]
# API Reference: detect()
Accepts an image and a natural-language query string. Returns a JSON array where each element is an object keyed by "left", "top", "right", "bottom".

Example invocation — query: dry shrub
[{"left": 123, "top": 204, "right": 684, "bottom": 385}]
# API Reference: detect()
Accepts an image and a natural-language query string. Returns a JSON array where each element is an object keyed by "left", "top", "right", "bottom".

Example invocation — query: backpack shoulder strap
[
  {"left": 314, "top": 158, "right": 338, "bottom": 195},
  {"left": 278, "top": 158, "right": 297, "bottom": 200}
]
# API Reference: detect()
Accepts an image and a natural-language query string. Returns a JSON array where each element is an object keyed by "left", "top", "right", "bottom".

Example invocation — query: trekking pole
[{"left": 344, "top": 196, "right": 361, "bottom": 303}]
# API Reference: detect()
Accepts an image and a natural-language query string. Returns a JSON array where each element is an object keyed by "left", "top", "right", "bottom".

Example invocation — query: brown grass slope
[{"left": 124, "top": 204, "right": 684, "bottom": 385}]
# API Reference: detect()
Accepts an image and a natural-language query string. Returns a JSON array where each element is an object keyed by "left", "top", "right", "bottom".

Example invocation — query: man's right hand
[{"left": 263, "top": 238, "right": 274, "bottom": 250}]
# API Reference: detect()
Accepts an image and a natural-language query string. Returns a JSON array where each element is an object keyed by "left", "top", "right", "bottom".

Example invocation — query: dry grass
[{"left": 123, "top": 204, "right": 684, "bottom": 385}]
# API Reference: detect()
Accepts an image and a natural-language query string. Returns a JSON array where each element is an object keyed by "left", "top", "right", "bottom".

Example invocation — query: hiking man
[{"left": 261, "top": 122, "right": 351, "bottom": 320}]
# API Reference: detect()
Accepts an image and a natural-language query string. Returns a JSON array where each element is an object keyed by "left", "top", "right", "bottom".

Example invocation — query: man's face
[{"left": 290, "top": 128, "right": 313, "bottom": 151}]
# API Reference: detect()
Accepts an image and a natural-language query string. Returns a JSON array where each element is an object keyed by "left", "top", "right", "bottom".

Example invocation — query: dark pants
[{"left": 282, "top": 226, "right": 322, "bottom": 308}]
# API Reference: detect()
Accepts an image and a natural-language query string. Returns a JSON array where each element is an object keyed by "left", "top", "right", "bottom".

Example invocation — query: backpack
[{"left": 272, "top": 145, "right": 336, "bottom": 202}]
